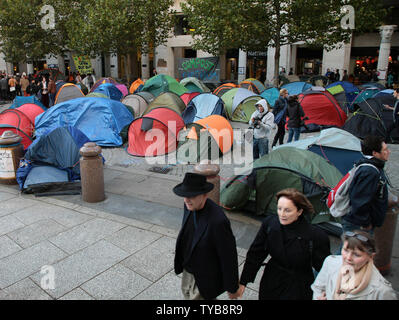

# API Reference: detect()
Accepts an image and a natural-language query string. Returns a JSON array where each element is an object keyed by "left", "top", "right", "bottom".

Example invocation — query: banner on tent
[
  {"left": 72, "top": 55, "right": 93, "bottom": 74},
  {"left": 177, "top": 57, "right": 220, "bottom": 83}
]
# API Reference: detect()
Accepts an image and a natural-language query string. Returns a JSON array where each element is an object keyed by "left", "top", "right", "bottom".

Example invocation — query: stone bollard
[
  {"left": 194, "top": 163, "right": 220, "bottom": 205},
  {"left": 0, "top": 131, "right": 24, "bottom": 185},
  {"left": 374, "top": 190, "right": 399, "bottom": 276},
  {"left": 79, "top": 142, "right": 105, "bottom": 203}
]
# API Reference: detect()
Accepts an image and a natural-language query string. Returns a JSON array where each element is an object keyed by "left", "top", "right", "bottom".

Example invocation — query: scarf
[{"left": 333, "top": 260, "right": 373, "bottom": 300}]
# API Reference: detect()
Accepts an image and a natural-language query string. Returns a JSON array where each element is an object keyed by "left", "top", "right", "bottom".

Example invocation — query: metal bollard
[
  {"left": 0, "top": 131, "right": 24, "bottom": 185},
  {"left": 194, "top": 162, "right": 220, "bottom": 205},
  {"left": 374, "top": 191, "right": 399, "bottom": 276},
  {"left": 79, "top": 142, "right": 105, "bottom": 203}
]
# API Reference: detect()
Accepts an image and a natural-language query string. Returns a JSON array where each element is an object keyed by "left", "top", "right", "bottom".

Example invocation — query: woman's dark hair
[
  {"left": 341, "top": 230, "right": 376, "bottom": 255},
  {"left": 361, "top": 135, "right": 384, "bottom": 155},
  {"left": 276, "top": 188, "right": 315, "bottom": 214}
]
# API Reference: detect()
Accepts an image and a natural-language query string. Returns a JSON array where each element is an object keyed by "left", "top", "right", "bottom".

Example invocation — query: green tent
[
  {"left": 221, "top": 88, "right": 261, "bottom": 122},
  {"left": 180, "top": 77, "right": 210, "bottom": 93},
  {"left": 141, "top": 74, "right": 188, "bottom": 97},
  {"left": 220, "top": 147, "right": 343, "bottom": 224},
  {"left": 142, "top": 92, "right": 186, "bottom": 115},
  {"left": 85, "top": 92, "right": 109, "bottom": 99}
]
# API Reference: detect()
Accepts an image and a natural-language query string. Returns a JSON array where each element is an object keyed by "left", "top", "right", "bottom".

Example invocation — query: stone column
[
  {"left": 238, "top": 49, "right": 247, "bottom": 83},
  {"left": 110, "top": 54, "right": 118, "bottom": 79},
  {"left": 194, "top": 163, "right": 220, "bottom": 205},
  {"left": 377, "top": 25, "right": 397, "bottom": 82},
  {"left": 141, "top": 53, "right": 150, "bottom": 80},
  {"left": 26, "top": 63, "right": 34, "bottom": 75}
]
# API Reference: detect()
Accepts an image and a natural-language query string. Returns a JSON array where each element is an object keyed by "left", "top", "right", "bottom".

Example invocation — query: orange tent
[
  {"left": 177, "top": 115, "right": 233, "bottom": 163},
  {"left": 129, "top": 79, "right": 144, "bottom": 94},
  {"left": 213, "top": 83, "right": 237, "bottom": 97}
]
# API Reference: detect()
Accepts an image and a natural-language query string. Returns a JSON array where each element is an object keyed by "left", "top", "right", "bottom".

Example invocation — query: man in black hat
[{"left": 173, "top": 172, "right": 239, "bottom": 300}]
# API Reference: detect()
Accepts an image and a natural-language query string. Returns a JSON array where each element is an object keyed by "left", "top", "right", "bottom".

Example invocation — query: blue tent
[
  {"left": 35, "top": 97, "right": 134, "bottom": 146},
  {"left": 373, "top": 89, "right": 394, "bottom": 98},
  {"left": 274, "top": 127, "right": 363, "bottom": 175},
  {"left": 182, "top": 93, "right": 224, "bottom": 123},
  {"left": 281, "top": 81, "right": 312, "bottom": 95},
  {"left": 94, "top": 83, "right": 123, "bottom": 101},
  {"left": 260, "top": 87, "right": 279, "bottom": 108},
  {"left": 326, "top": 81, "right": 359, "bottom": 104},
  {"left": 9, "top": 95, "right": 46, "bottom": 111},
  {"left": 360, "top": 82, "right": 385, "bottom": 90},
  {"left": 55, "top": 80, "right": 66, "bottom": 93},
  {"left": 16, "top": 126, "right": 92, "bottom": 192},
  {"left": 350, "top": 88, "right": 381, "bottom": 111}
]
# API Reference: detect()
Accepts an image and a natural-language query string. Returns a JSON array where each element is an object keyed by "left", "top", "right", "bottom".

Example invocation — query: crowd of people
[
  {"left": 173, "top": 132, "right": 398, "bottom": 300},
  {"left": 0, "top": 70, "right": 97, "bottom": 108}
]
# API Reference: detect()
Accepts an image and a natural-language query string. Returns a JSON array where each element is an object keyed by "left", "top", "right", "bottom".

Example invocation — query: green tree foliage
[
  {"left": 66, "top": 0, "right": 174, "bottom": 81},
  {"left": 182, "top": 0, "right": 388, "bottom": 84},
  {"left": 0, "top": 0, "right": 174, "bottom": 79},
  {"left": 0, "top": 0, "right": 53, "bottom": 62}
]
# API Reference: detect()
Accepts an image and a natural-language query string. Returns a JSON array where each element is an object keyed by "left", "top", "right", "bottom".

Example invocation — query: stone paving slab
[
  {"left": 0, "top": 240, "right": 67, "bottom": 289},
  {"left": 49, "top": 218, "right": 125, "bottom": 254},
  {"left": 58, "top": 288, "right": 94, "bottom": 300},
  {"left": 81, "top": 264, "right": 152, "bottom": 300},
  {"left": 0, "top": 197, "right": 39, "bottom": 218},
  {"left": 0, "top": 235, "right": 22, "bottom": 260},
  {"left": 133, "top": 270, "right": 183, "bottom": 300},
  {"left": 0, "top": 277, "right": 52, "bottom": 300},
  {"left": 12, "top": 203, "right": 94, "bottom": 228},
  {"left": 0, "top": 215, "right": 25, "bottom": 236},
  {"left": 121, "top": 236, "right": 175, "bottom": 282},
  {"left": 8, "top": 219, "right": 66, "bottom": 249},
  {"left": 105, "top": 226, "right": 162, "bottom": 255},
  {"left": 122, "top": 176, "right": 183, "bottom": 209},
  {"left": 0, "top": 192, "right": 18, "bottom": 202},
  {"left": 30, "top": 240, "right": 130, "bottom": 299}
]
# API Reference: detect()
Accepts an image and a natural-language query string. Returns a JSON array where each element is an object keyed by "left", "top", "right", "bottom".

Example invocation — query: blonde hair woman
[{"left": 311, "top": 230, "right": 397, "bottom": 300}]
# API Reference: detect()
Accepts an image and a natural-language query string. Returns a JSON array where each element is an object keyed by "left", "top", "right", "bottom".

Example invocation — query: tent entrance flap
[{"left": 141, "top": 117, "right": 154, "bottom": 131}]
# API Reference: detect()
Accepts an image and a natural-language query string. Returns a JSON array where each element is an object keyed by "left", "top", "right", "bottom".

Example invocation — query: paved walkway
[{"left": 0, "top": 181, "right": 263, "bottom": 300}]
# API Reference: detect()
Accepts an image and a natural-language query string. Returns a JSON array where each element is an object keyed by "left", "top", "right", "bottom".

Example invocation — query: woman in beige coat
[{"left": 311, "top": 230, "right": 397, "bottom": 300}]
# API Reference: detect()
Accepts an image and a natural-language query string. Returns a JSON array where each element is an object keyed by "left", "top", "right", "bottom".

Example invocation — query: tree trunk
[
  {"left": 123, "top": 54, "right": 131, "bottom": 84},
  {"left": 274, "top": 42, "right": 280, "bottom": 87},
  {"left": 273, "top": 0, "right": 281, "bottom": 87}
]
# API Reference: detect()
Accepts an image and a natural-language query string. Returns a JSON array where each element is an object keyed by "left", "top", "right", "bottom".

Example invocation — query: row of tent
[{"left": 1, "top": 73, "right": 394, "bottom": 234}]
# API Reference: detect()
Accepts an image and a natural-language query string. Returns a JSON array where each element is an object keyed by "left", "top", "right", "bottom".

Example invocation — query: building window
[{"left": 174, "top": 15, "right": 190, "bottom": 36}]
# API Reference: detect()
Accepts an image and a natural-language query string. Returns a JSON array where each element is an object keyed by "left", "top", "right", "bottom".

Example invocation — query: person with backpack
[
  {"left": 342, "top": 136, "right": 390, "bottom": 235},
  {"left": 249, "top": 99, "right": 275, "bottom": 159},
  {"left": 286, "top": 95, "right": 305, "bottom": 143},
  {"left": 271, "top": 88, "right": 289, "bottom": 148},
  {"left": 230, "top": 189, "right": 330, "bottom": 300}
]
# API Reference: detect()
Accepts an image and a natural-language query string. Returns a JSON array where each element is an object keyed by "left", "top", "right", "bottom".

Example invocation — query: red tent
[
  {"left": 180, "top": 92, "right": 200, "bottom": 106},
  {"left": 127, "top": 107, "right": 184, "bottom": 157},
  {"left": 298, "top": 91, "right": 347, "bottom": 128},
  {"left": 15, "top": 103, "right": 45, "bottom": 125},
  {"left": 0, "top": 109, "right": 34, "bottom": 149}
]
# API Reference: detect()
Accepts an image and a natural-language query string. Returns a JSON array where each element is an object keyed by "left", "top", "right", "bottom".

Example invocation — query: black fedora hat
[{"left": 173, "top": 172, "right": 214, "bottom": 197}]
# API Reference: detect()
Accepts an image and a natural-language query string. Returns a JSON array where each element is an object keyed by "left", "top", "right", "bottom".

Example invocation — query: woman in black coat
[{"left": 234, "top": 188, "right": 330, "bottom": 300}]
